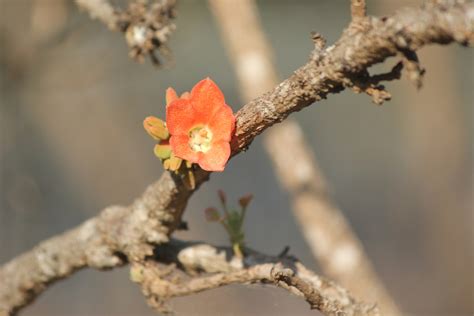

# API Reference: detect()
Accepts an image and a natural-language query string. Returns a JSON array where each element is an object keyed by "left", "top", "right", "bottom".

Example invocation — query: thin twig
[
  {"left": 75, "top": 0, "right": 119, "bottom": 30},
  {"left": 133, "top": 240, "right": 379, "bottom": 316},
  {"left": 351, "top": 0, "right": 367, "bottom": 20}
]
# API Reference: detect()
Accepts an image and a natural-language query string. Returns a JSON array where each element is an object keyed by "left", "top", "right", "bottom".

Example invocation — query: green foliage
[{"left": 205, "top": 191, "right": 253, "bottom": 258}]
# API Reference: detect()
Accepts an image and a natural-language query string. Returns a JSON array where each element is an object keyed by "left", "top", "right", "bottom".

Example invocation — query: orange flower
[{"left": 166, "top": 78, "right": 235, "bottom": 172}]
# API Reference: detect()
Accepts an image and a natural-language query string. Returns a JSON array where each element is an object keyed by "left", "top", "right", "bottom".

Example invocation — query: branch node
[
  {"left": 346, "top": 61, "right": 406, "bottom": 105},
  {"left": 311, "top": 32, "right": 327, "bottom": 50},
  {"left": 310, "top": 32, "right": 327, "bottom": 63}
]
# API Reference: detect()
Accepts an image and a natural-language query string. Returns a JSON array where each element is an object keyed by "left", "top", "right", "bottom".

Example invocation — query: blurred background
[{"left": 0, "top": 0, "right": 472, "bottom": 315}]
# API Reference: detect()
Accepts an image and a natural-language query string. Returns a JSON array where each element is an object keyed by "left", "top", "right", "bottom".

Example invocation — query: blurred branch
[
  {"left": 376, "top": 1, "right": 471, "bottom": 309},
  {"left": 75, "top": 0, "right": 119, "bottom": 29},
  {"left": 1, "top": 1, "right": 473, "bottom": 315},
  {"left": 133, "top": 240, "right": 378, "bottom": 316},
  {"left": 209, "top": 0, "right": 400, "bottom": 314},
  {"left": 208, "top": 0, "right": 278, "bottom": 101},
  {"left": 264, "top": 121, "right": 402, "bottom": 315},
  {"left": 75, "top": 0, "right": 177, "bottom": 65}
]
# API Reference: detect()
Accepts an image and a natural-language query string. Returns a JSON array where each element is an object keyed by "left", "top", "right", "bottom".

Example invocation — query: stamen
[{"left": 189, "top": 126, "right": 213, "bottom": 153}]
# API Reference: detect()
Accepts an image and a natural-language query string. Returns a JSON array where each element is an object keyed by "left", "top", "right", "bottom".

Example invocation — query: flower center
[{"left": 189, "top": 126, "right": 213, "bottom": 153}]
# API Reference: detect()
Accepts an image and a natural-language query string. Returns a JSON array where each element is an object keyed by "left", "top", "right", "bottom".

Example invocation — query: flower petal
[
  {"left": 197, "top": 141, "right": 231, "bottom": 172},
  {"left": 170, "top": 135, "right": 199, "bottom": 163},
  {"left": 166, "top": 99, "right": 197, "bottom": 135},
  {"left": 190, "top": 78, "right": 225, "bottom": 117},
  {"left": 166, "top": 87, "right": 179, "bottom": 106},
  {"left": 208, "top": 105, "right": 235, "bottom": 142}
]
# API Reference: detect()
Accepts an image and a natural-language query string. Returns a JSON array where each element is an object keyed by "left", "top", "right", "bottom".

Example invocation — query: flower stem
[{"left": 232, "top": 243, "right": 243, "bottom": 258}]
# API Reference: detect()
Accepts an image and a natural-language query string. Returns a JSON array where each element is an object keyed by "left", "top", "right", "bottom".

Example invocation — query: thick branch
[
  {"left": 1, "top": 1, "right": 473, "bottom": 314},
  {"left": 0, "top": 172, "right": 199, "bottom": 315},
  {"left": 133, "top": 240, "right": 378, "bottom": 316}
]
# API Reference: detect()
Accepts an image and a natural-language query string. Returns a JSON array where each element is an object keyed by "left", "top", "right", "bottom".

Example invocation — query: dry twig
[
  {"left": 351, "top": 0, "right": 367, "bottom": 20},
  {"left": 132, "top": 240, "right": 379, "bottom": 316},
  {"left": 75, "top": 0, "right": 176, "bottom": 65}
]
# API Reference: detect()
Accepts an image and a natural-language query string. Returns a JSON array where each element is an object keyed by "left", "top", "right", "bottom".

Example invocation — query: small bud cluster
[{"left": 143, "top": 116, "right": 195, "bottom": 189}]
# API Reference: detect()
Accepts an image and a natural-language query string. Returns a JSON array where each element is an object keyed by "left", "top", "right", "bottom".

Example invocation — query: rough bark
[{"left": 133, "top": 240, "right": 379, "bottom": 316}]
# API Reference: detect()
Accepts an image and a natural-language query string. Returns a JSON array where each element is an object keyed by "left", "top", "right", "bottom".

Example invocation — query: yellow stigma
[{"left": 189, "top": 126, "right": 213, "bottom": 153}]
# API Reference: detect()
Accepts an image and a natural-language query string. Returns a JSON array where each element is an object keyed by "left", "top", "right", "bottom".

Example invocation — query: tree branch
[
  {"left": 264, "top": 120, "right": 403, "bottom": 315},
  {"left": 75, "top": 0, "right": 119, "bottom": 30},
  {"left": 0, "top": 175, "right": 197, "bottom": 315},
  {"left": 75, "top": 0, "right": 177, "bottom": 65},
  {"left": 209, "top": 0, "right": 400, "bottom": 313},
  {"left": 132, "top": 240, "right": 378, "bottom": 316},
  {"left": 1, "top": 1, "right": 473, "bottom": 314},
  {"left": 231, "top": 1, "right": 473, "bottom": 150}
]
